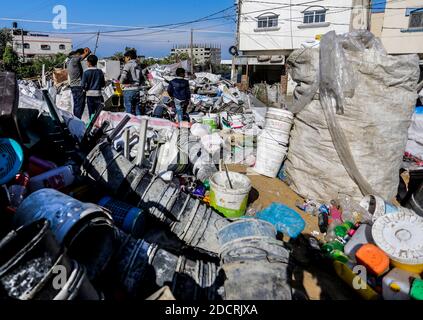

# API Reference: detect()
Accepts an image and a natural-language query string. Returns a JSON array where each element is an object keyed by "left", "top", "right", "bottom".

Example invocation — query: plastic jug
[
  {"left": 382, "top": 268, "right": 420, "bottom": 300},
  {"left": 29, "top": 165, "right": 75, "bottom": 192},
  {"left": 410, "top": 278, "right": 423, "bottom": 300},
  {"left": 344, "top": 224, "right": 374, "bottom": 260}
]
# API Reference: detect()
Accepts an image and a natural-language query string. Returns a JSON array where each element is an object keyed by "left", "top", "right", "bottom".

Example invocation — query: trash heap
[
  {"left": 0, "top": 65, "right": 295, "bottom": 300},
  {"left": 1, "top": 29, "right": 423, "bottom": 301}
]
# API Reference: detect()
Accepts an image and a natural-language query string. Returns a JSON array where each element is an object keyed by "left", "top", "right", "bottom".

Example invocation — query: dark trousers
[
  {"left": 123, "top": 89, "right": 143, "bottom": 116},
  {"left": 71, "top": 86, "right": 86, "bottom": 119},
  {"left": 86, "top": 96, "right": 103, "bottom": 119}
]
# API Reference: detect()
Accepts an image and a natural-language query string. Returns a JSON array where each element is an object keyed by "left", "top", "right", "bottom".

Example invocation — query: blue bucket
[
  {"left": 98, "top": 196, "right": 146, "bottom": 237},
  {"left": 0, "top": 138, "right": 24, "bottom": 185}
]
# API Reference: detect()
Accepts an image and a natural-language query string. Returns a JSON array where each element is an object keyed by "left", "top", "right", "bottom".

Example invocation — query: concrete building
[
  {"left": 11, "top": 29, "right": 72, "bottom": 60},
  {"left": 171, "top": 44, "right": 221, "bottom": 66},
  {"left": 233, "top": 0, "right": 369, "bottom": 86},
  {"left": 370, "top": 0, "right": 423, "bottom": 62}
]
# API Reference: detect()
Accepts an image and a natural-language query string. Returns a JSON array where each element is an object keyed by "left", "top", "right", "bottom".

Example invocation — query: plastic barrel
[
  {"left": 14, "top": 189, "right": 117, "bottom": 281},
  {"left": 98, "top": 196, "right": 146, "bottom": 237},
  {"left": 108, "top": 228, "right": 222, "bottom": 300},
  {"left": 83, "top": 142, "right": 230, "bottom": 254}
]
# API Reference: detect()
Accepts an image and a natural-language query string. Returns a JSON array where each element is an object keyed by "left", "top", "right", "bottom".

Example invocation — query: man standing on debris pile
[
  {"left": 119, "top": 49, "right": 145, "bottom": 116},
  {"left": 67, "top": 47, "right": 91, "bottom": 119},
  {"left": 167, "top": 67, "right": 191, "bottom": 124},
  {"left": 81, "top": 55, "right": 105, "bottom": 119}
]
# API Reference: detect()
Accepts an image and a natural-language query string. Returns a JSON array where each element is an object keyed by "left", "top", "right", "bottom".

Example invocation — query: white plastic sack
[
  {"left": 285, "top": 31, "right": 420, "bottom": 202},
  {"left": 405, "top": 108, "right": 423, "bottom": 159},
  {"left": 191, "top": 122, "right": 210, "bottom": 138}
]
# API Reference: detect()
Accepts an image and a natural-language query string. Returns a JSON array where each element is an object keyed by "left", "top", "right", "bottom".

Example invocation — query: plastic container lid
[{"left": 372, "top": 209, "right": 423, "bottom": 265}]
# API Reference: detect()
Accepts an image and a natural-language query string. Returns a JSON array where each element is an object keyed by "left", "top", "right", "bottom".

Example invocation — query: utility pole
[
  {"left": 190, "top": 28, "right": 194, "bottom": 75},
  {"left": 94, "top": 31, "right": 100, "bottom": 54},
  {"left": 231, "top": 0, "right": 242, "bottom": 82},
  {"left": 21, "top": 28, "right": 25, "bottom": 63}
]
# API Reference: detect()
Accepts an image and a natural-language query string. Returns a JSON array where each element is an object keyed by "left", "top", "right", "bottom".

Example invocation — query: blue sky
[{"left": 0, "top": 0, "right": 236, "bottom": 58}]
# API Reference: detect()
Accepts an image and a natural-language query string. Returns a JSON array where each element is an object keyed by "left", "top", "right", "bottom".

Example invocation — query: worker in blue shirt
[
  {"left": 167, "top": 68, "right": 191, "bottom": 123},
  {"left": 81, "top": 55, "right": 105, "bottom": 119}
]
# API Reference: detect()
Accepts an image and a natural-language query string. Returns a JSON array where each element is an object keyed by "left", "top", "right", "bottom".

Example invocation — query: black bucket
[
  {"left": 14, "top": 189, "right": 118, "bottom": 281},
  {"left": 107, "top": 228, "right": 223, "bottom": 301},
  {"left": 82, "top": 142, "right": 230, "bottom": 254},
  {"left": 0, "top": 219, "right": 102, "bottom": 300}
]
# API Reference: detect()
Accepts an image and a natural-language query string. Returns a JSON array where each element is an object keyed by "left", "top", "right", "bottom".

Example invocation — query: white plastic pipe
[{"left": 136, "top": 118, "right": 148, "bottom": 166}]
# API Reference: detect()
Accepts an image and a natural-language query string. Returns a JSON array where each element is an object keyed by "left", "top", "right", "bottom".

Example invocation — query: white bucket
[
  {"left": 265, "top": 117, "right": 293, "bottom": 133},
  {"left": 259, "top": 128, "right": 290, "bottom": 146},
  {"left": 266, "top": 108, "right": 294, "bottom": 122},
  {"left": 209, "top": 171, "right": 252, "bottom": 218},
  {"left": 254, "top": 138, "right": 288, "bottom": 178}
]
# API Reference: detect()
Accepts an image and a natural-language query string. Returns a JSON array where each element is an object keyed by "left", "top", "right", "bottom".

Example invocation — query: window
[
  {"left": 40, "top": 44, "right": 50, "bottom": 50},
  {"left": 257, "top": 13, "right": 278, "bottom": 29},
  {"left": 303, "top": 9, "right": 326, "bottom": 24},
  {"left": 24, "top": 43, "right": 30, "bottom": 49},
  {"left": 409, "top": 11, "right": 423, "bottom": 28},
  {"left": 59, "top": 44, "right": 66, "bottom": 50}
]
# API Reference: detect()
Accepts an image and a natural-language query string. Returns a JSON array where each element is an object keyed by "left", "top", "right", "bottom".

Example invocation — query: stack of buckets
[{"left": 254, "top": 108, "right": 294, "bottom": 178}]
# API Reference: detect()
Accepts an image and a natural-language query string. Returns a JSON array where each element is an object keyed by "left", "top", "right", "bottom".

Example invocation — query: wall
[
  {"left": 370, "top": 12, "right": 385, "bottom": 37},
  {"left": 239, "top": 0, "right": 368, "bottom": 53},
  {"left": 378, "top": 0, "right": 423, "bottom": 55},
  {"left": 13, "top": 35, "right": 72, "bottom": 56}
]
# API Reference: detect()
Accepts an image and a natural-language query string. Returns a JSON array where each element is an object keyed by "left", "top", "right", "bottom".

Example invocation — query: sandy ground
[{"left": 227, "top": 164, "right": 358, "bottom": 300}]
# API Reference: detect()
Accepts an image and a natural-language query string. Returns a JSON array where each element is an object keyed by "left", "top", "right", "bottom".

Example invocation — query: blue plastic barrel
[{"left": 98, "top": 196, "right": 145, "bottom": 237}]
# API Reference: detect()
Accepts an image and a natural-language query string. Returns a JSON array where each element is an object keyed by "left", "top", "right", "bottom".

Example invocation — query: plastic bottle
[
  {"left": 29, "top": 165, "right": 75, "bottom": 192},
  {"left": 8, "top": 172, "right": 30, "bottom": 208},
  {"left": 382, "top": 268, "right": 420, "bottom": 300}
]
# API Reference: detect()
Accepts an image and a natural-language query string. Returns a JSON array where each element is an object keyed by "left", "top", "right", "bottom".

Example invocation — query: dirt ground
[{"left": 227, "top": 164, "right": 358, "bottom": 300}]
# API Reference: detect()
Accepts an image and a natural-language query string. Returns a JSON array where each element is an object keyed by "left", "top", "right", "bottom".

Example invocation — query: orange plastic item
[{"left": 355, "top": 244, "right": 390, "bottom": 276}]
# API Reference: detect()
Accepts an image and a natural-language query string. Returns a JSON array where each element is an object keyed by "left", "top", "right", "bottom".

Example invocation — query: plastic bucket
[
  {"left": 217, "top": 218, "right": 276, "bottom": 248},
  {"left": 360, "top": 195, "right": 398, "bottom": 222},
  {"left": 264, "top": 117, "right": 293, "bottom": 133},
  {"left": 209, "top": 171, "right": 252, "bottom": 218},
  {"left": 98, "top": 196, "right": 146, "bottom": 238},
  {"left": 266, "top": 108, "right": 294, "bottom": 122},
  {"left": 254, "top": 138, "right": 288, "bottom": 178},
  {"left": 14, "top": 189, "right": 117, "bottom": 281},
  {"left": 259, "top": 128, "right": 290, "bottom": 145},
  {"left": 0, "top": 219, "right": 61, "bottom": 299}
]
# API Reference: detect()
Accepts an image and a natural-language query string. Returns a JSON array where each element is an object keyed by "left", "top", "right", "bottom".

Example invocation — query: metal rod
[
  {"left": 224, "top": 163, "right": 233, "bottom": 189},
  {"left": 123, "top": 127, "right": 131, "bottom": 159},
  {"left": 107, "top": 115, "right": 130, "bottom": 143},
  {"left": 136, "top": 118, "right": 149, "bottom": 166}
]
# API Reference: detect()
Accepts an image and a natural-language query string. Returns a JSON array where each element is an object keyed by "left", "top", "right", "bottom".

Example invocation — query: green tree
[
  {"left": 0, "top": 28, "right": 12, "bottom": 59},
  {"left": 2, "top": 45, "right": 20, "bottom": 72}
]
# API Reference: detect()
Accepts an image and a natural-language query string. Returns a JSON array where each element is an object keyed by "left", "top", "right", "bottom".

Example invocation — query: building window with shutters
[
  {"left": 59, "top": 44, "right": 66, "bottom": 50},
  {"left": 303, "top": 8, "right": 326, "bottom": 24},
  {"left": 41, "top": 44, "right": 51, "bottom": 50},
  {"left": 409, "top": 10, "right": 423, "bottom": 28}
]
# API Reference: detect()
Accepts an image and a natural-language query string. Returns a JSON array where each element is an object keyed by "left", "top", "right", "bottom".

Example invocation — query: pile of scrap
[{"left": 1, "top": 30, "right": 423, "bottom": 301}]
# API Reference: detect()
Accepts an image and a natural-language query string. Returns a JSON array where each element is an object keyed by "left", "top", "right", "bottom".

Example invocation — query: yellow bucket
[{"left": 391, "top": 259, "right": 423, "bottom": 274}]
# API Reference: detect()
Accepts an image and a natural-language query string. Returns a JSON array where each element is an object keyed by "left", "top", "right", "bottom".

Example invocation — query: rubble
[{"left": 1, "top": 30, "right": 423, "bottom": 302}]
